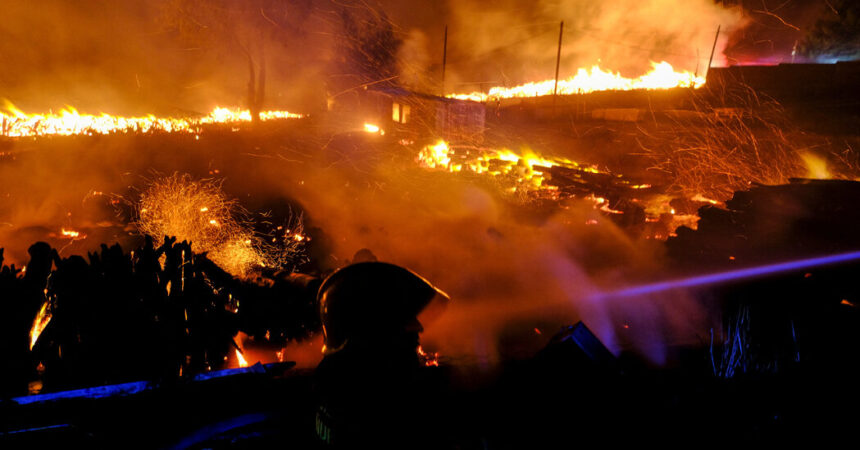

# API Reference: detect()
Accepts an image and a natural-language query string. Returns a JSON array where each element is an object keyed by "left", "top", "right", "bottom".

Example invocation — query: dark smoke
[{"left": 0, "top": 0, "right": 399, "bottom": 115}]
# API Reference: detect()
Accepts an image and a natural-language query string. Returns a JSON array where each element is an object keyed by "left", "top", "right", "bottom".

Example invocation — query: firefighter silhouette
[{"left": 313, "top": 262, "right": 449, "bottom": 448}]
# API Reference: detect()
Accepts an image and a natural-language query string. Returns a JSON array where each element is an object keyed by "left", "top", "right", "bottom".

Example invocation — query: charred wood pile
[
  {"left": 668, "top": 178, "right": 860, "bottom": 269},
  {"left": 0, "top": 237, "right": 320, "bottom": 398}
]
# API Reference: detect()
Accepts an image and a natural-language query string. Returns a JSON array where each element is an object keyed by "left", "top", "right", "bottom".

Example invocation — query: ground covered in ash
[{"left": 3, "top": 116, "right": 860, "bottom": 446}]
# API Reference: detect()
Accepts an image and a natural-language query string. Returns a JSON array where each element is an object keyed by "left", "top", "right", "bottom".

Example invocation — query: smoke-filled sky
[
  {"left": 389, "top": 0, "right": 745, "bottom": 93},
  {"left": 0, "top": 0, "right": 846, "bottom": 114},
  {"left": 0, "top": 0, "right": 333, "bottom": 114},
  {"left": 383, "top": 0, "right": 843, "bottom": 93}
]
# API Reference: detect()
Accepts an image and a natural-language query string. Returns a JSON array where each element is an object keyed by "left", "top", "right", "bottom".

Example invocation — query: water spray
[{"left": 591, "top": 250, "right": 860, "bottom": 301}]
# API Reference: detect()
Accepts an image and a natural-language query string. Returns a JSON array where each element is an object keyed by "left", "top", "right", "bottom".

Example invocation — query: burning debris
[{"left": 414, "top": 139, "right": 702, "bottom": 236}]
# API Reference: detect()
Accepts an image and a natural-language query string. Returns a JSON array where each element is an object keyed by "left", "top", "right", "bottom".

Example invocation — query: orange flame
[
  {"left": 417, "top": 140, "right": 600, "bottom": 189},
  {"left": 29, "top": 300, "right": 52, "bottom": 351},
  {"left": 417, "top": 345, "right": 439, "bottom": 367},
  {"left": 450, "top": 61, "right": 705, "bottom": 102},
  {"left": 799, "top": 152, "right": 831, "bottom": 180},
  {"left": 60, "top": 228, "right": 84, "bottom": 239},
  {"left": 363, "top": 123, "right": 383, "bottom": 134},
  {"left": 0, "top": 102, "right": 303, "bottom": 138},
  {"left": 236, "top": 349, "right": 249, "bottom": 368},
  {"left": 414, "top": 140, "right": 728, "bottom": 236}
]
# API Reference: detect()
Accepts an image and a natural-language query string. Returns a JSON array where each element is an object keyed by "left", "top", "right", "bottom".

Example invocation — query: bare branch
[{"left": 752, "top": 9, "right": 801, "bottom": 31}]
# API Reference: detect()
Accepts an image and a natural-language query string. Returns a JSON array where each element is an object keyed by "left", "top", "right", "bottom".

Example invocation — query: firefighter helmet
[{"left": 318, "top": 262, "right": 449, "bottom": 354}]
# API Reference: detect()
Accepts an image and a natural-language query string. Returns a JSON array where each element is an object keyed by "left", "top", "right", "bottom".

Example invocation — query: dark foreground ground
[{"left": 2, "top": 113, "right": 860, "bottom": 447}]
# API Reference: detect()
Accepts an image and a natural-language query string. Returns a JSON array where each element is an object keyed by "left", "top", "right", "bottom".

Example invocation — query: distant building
[{"left": 327, "top": 86, "right": 485, "bottom": 145}]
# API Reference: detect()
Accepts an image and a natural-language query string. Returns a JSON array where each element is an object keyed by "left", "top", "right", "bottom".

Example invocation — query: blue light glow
[{"left": 591, "top": 250, "right": 860, "bottom": 301}]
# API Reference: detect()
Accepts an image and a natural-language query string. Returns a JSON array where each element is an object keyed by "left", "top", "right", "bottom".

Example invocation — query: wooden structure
[{"left": 328, "top": 86, "right": 485, "bottom": 145}]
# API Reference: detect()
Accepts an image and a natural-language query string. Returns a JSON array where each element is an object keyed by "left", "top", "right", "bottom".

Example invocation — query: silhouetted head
[
  {"left": 24, "top": 242, "right": 54, "bottom": 282},
  {"left": 318, "top": 262, "right": 449, "bottom": 357},
  {"left": 351, "top": 248, "right": 377, "bottom": 263}
]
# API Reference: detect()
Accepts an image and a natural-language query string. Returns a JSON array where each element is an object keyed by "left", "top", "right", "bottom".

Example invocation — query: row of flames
[
  {"left": 449, "top": 61, "right": 706, "bottom": 102},
  {"left": 2, "top": 62, "right": 699, "bottom": 138},
  {"left": 0, "top": 102, "right": 303, "bottom": 138}
]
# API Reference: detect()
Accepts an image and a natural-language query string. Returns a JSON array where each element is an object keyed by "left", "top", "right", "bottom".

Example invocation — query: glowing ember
[
  {"left": 363, "top": 123, "right": 384, "bottom": 134},
  {"left": 417, "top": 140, "right": 451, "bottom": 169},
  {"left": 449, "top": 61, "right": 705, "bottom": 102},
  {"left": 590, "top": 196, "right": 624, "bottom": 215},
  {"left": 800, "top": 152, "right": 831, "bottom": 179},
  {"left": 0, "top": 102, "right": 303, "bottom": 138},
  {"left": 60, "top": 228, "right": 84, "bottom": 239},
  {"left": 417, "top": 345, "right": 439, "bottom": 367},
  {"left": 236, "top": 349, "right": 249, "bottom": 368},
  {"left": 414, "top": 140, "right": 716, "bottom": 237},
  {"left": 29, "top": 300, "right": 52, "bottom": 351},
  {"left": 691, "top": 194, "right": 720, "bottom": 205},
  {"left": 417, "top": 139, "right": 601, "bottom": 189}
]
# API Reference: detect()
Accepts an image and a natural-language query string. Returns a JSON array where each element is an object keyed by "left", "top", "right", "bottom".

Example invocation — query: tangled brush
[{"left": 136, "top": 173, "right": 304, "bottom": 277}]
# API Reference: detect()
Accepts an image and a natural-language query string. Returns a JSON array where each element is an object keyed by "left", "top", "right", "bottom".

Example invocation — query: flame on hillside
[
  {"left": 0, "top": 102, "right": 303, "bottom": 138},
  {"left": 450, "top": 61, "right": 704, "bottom": 102}
]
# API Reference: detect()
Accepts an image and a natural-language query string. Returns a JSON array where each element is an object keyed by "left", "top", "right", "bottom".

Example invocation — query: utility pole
[
  {"left": 706, "top": 25, "right": 721, "bottom": 79},
  {"left": 441, "top": 25, "right": 448, "bottom": 96},
  {"left": 554, "top": 21, "right": 564, "bottom": 97},
  {"left": 695, "top": 48, "right": 700, "bottom": 79}
]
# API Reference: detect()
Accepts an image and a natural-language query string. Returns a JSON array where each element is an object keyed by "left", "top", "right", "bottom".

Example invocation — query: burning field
[{"left": 2, "top": 0, "right": 860, "bottom": 447}]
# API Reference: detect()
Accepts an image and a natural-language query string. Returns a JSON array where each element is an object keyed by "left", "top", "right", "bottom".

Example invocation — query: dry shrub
[{"left": 136, "top": 173, "right": 304, "bottom": 277}]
